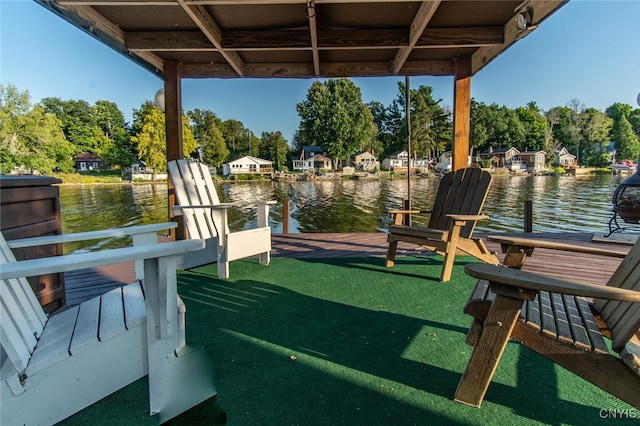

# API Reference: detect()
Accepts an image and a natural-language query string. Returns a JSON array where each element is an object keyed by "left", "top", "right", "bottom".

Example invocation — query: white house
[
  {"left": 555, "top": 147, "right": 577, "bottom": 168},
  {"left": 293, "top": 146, "right": 326, "bottom": 171},
  {"left": 437, "top": 151, "right": 472, "bottom": 171},
  {"left": 381, "top": 151, "right": 409, "bottom": 170},
  {"left": 354, "top": 151, "right": 379, "bottom": 171},
  {"left": 223, "top": 156, "right": 273, "bottom": 176}
]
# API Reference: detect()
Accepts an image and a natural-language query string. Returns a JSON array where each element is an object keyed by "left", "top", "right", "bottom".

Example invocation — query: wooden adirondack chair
[
  {"left": 455, "top": 237, "right": 640, "bottom": 409},
  {"left": 0, "top": 226, "right": 217, "bottom": 425},
  {"left": 168, "top": 159, "right": 275, "bottom": 279},
  {"left": 385, "top": 168, "right": 499, "bottom": 282}
]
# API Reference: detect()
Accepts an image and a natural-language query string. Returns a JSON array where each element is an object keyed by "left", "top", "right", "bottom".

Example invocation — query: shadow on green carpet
[{"left": 60, "top": 256, "right": 636, "bottom": 425}]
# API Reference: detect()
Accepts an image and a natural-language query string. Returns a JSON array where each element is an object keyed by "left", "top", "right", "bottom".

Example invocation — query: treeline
[{"left": 1, "top": 80, "right": 639, "bottom": 176}]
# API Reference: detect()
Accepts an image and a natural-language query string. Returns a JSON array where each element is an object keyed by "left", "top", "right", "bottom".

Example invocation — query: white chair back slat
[{"left": 0, "top": 233, "right": 48, "bottom": 375}]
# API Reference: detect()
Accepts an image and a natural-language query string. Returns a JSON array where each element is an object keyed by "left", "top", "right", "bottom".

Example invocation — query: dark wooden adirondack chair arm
[
  {"left": 456, "top": 254, "right": 640, "bottom": 409},
  {"left": 487, "top": 235, "right": 627, "bottom": 269}
]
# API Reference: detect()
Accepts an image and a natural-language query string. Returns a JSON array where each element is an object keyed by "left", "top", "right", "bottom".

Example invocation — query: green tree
[
  {"left": 220, "top": 119, "right": 253, "bottom": 159},
  {"left": 580, "top": 108, "right": 613, "bottom": 166},
  {"left": 131, "top": 107, "right": 198, "bottom": 173},
  {"left": 93, "top": 100, "right": 133, "bottom": 167},
  {"left": 400, "top": 83, "right": 451, "bottom": 159},
  {"left": 515, "top": 102, "right": 547, "bottom": 152},
  {"left": 202, "top": 125, "right": 229, "bottom": 167},
  {"left": 607, "top": 103, "right": 640, "bottom": 162},
  {"left": 187, "top": 108, "right": 228, "bottom": 166},
  {"left": 471, "top": 102, "right": 524, "bottom": 153},
  {"left": 296, "top": 78, "right": 376, "bottom": 169},
  {"left": 259, "top": 131, "right": 290, "bottom": 171},
  {"left": 0, "top": 84, "right": 74, "bottom": 174}
]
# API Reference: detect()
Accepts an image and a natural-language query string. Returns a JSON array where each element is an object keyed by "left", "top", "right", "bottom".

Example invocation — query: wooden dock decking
[{"left": 63, "top": 232, "right": 632, "bottom": 307}]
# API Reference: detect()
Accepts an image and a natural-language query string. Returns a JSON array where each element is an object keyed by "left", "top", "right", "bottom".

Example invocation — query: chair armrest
[
  {"left": 0, "top": 240, "right": 205, "bottom": 280},
  {"left": 172, "top": 204, "right": 233, "bottom": 216},
  {"left": 6, "top": 223, "right": 178, "bottom": 249},
  {"left": 388, "top": 209, "right": 426, "bottom": 215},
  {"left": 464, "top": 263, "right": 640, "bottom": 303},
  {"left": 487, "top": 235, "right": 627, "bottom": 258},
  {"left": 446, "top": 214, "right": 489, "bottom": 222}
]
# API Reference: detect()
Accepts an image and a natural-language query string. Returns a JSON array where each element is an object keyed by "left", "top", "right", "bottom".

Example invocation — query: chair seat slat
[
  {"left": 69, "top": 296, "right": 100, "bottom": 355},
  {"left": 26, "top": 306, "right": 78, "bottom": 376},
  {"left": 98, "top": 287, "right": 126, "bottom": 341}
]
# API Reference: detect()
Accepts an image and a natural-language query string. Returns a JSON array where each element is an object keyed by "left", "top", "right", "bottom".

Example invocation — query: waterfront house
[
  {"left": 382, "top": 151, "right": 409, "bottom": 171},
  {"left": 75, "top": 153, "right": 108, "bottom": 172},
  {"left": 222, "top": 156, "right": 273, "bottom": 177},
  {"left": 519, "top": 150, "right": 547, "bottom": 173},
  {"left": 438, "top": 151, "right": 472, "bottom": 171},
  {"left": 354, "top": 151, "right": 379, "bottom": 171},
  {"left": 293, "top": 146, "right": 326, "bottom": 171},
  {"left": 555, "top": 147, "right": 577, "bottom": 168},
  {"left": 479, "top": 147, "right": 521, "bottom": 168},
  {"left": 306, "top": 153, "right": 333, "bottom": 171}
]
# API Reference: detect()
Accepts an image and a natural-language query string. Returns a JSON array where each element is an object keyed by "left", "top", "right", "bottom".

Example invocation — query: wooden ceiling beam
[
  {"left": 125, "top": 27, "right": 503, "bottom": 51},
  {"left": 471, "top": 0, "right": 567, "bottom": 74},
  {"left": 307, "top": 0, "right": 320, "bottom": 76},
  {"left": 176, "top": 0, "right": 245, "bottom": 76},
  {"left": 62, "top": 4, "right": 164, "bottom": 71},
  {"left": 58, "top": 0, "right": 429, "bottom": 5},
  {"left": 392, "top": 0, "right": 441, "bottom": 74},
  {"left": 181, "top": 59, "right": 453, "bottom": 78}
]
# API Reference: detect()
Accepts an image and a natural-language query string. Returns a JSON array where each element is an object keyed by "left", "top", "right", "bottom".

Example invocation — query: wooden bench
[{"left": 455, "top": 236, "right": 640, "bottom": 409}]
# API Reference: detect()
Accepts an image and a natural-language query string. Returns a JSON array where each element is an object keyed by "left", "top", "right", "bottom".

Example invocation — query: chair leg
[
  {"left": 441, "top": 225, "right": 462, "bottom": 282},
  {"left": 386, "top": 240, "right": 398, "bottom": 267},
  {"left": 259, "top": 251, "right": 270, "bottom": 266},
  {"left": 454, "top": 293, "right": 525, "bottom": 407}
]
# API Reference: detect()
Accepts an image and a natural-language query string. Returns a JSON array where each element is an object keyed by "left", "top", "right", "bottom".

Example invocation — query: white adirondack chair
[
  {"left": 0, "top": 225, "right": 216, "bottom": 425},
  {"left": 168, "top": 159, "right": 275, "bottom": 278}
]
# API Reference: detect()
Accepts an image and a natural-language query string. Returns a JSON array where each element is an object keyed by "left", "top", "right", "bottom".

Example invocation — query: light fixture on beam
[
  {"left": 154, "top": 88, "right": 165, "bottom": 112},
  {"left": 515, "top": 10, "right": 532, "bottom": 32}
]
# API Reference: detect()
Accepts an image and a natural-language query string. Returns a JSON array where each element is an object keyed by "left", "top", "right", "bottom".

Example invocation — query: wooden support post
[
  {"left": 164, "top": 61, "right": 184, "bottom": 241},
  {"left": 453, "top": 56, "right": 472, "bottom": 172},
  {"left": 283, "top": 199, "right": 290, "bottom": 234},
  {"left": 524, "top": 200, "right": 533, "bottom": 232}
]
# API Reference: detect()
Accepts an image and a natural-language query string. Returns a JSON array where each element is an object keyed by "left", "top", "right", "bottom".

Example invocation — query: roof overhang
[{"left": 35, "top": 0, "right": 568, "bottom": 80}]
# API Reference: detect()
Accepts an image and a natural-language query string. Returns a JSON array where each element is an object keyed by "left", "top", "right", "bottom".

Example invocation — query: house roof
[
  {"left": 35, "top": 0, "right": 567, "bottom": 80},
  {"left": 75, "top": 153, "right": 102, "bottom": 161},
  {"left": 227, "top": 155, "right": 272, "bottom": 165}
]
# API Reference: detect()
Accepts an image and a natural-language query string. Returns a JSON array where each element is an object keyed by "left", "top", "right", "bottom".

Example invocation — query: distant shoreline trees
[{"left": 1, "top": 81, "right": 639, "bottom": 176}]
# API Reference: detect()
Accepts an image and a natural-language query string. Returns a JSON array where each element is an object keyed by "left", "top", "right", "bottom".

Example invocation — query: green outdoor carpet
[{"left": 60, "top": 256, "right": 636, "bottom": 426}]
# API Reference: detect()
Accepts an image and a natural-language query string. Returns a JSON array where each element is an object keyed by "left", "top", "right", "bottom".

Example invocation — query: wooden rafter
[
  {"left": 176, "top": 0, "right": 245, "bottom": 76},
  {"left": 125, "top": 27, "right": 504, "bottom": 52},
  {"left": 306, "top": 0, "right": 320, "bottom": 76},
  {"left": 392, "top": 0, "right": 441, "bottom": 74},
  {"left": 471, "top": 0, "right": 566, "bottom": 74},
  {"left": 63, "top": 4, "right": 164, "bottom": 71}
]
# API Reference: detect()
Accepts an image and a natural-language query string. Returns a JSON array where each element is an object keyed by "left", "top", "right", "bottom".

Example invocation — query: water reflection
[{"left": 59, "top": 174, "right": 624, "bottom": 252}]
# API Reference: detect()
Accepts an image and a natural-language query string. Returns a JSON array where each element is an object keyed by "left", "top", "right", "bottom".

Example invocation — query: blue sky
[{"left": 1, "top": 0, "right": 639, "bottom": 143}]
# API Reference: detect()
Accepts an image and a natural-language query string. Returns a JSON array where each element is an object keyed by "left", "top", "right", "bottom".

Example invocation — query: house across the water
[{"left": 223, "top": 156, "right": 274, "bottom": 177}]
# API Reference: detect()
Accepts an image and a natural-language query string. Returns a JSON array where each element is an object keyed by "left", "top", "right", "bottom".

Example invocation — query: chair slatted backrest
[
  {"left": 428, "top": 168, "right": 492, "bottom": 239},
  {"left": 0, "top": 233, "right": 48, "bottom": 375},
  {"left": 168, "top": 159, "right": 229, "bottom": 240},
  {"left": 593, "top": 238, "right": 640, "bottom": 352}
]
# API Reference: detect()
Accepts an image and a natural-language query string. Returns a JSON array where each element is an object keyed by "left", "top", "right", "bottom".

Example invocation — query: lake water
[{"left": 59, "top": 173, "right": 629, "bottom": 252}]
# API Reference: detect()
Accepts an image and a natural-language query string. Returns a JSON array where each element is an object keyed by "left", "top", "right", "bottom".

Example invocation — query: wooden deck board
[{"left": 62, "top": 232, "right": 630, "bottom": 307}]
